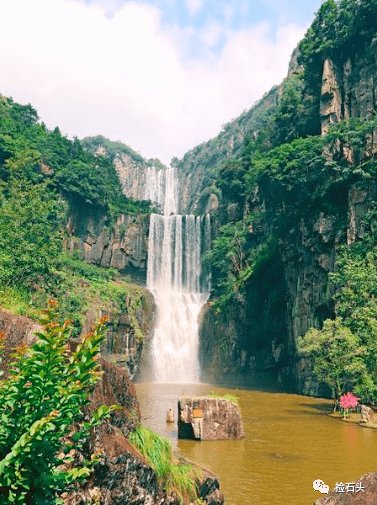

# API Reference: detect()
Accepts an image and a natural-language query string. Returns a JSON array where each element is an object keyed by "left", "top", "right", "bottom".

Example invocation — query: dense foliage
[
  {"left": 81, "top": 135, "right": 166, "bottom": 170},
  {"left": 0, "top": 302, "right": 115, "bottom": 504},
  {"left": 205, "top": 114, "right": 377, "bottom": 313},
  {"left": 81, "top": 135, "right": 145, "bottom": 164},
  {"left": 0, "top": 97, "right": 159, "bottom": 502},
  {"left": 0, "top": 96, "right": 150, "bottom": 225},
  {"left": 297, "top": 318, "right": 369, "bottom": 401},
  {"left": 0, "top": 169, "right": 64, "bottom": 288},
  {"left": 196, "top": 0, "right": 377, "bottom": 317},
  {"left": 0, "top": 95, "right": 154, "bottom": 338},
  {"left": 298, "top": 224, "right": 377, "bottom": 403}
]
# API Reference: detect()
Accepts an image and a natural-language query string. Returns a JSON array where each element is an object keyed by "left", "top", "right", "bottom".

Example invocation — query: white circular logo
[{"left": 313, "top": 479, "right": 329, "bottom": 494}]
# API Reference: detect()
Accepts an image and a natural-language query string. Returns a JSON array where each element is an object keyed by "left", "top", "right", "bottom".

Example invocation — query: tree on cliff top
[{"left": 0, "top": 150, "right": 65, "bottom": 288}]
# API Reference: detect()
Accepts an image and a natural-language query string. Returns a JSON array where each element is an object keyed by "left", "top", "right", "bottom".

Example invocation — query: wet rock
[
  {"left": 178, "top": 397, "right": 244, "bottom": 440},
  {"left": 84, "top": 358, "right": 141, "bottom": 436},
  {"left": 166, "top": 408, "right": 175, "bottom": 423},
  {"left": 99, "top": 291, "right": 156, "bottom": 379},
  {"left": 0, "top": 311, "right": 224, "bottom": 504},
  {"left": 360, "top": 405, "right": 374, "bottom": 424},
  {"left": 197, "top": 471, "right": 223, "bottom": 505},
  {"left": 65, "top": 202, "right": 149, "bottom": 284},
  {"left": 63, "top": 360, "right": 224, "bottom": 504}
]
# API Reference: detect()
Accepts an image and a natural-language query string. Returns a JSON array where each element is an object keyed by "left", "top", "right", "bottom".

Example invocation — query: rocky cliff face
[
  {"left": 199, "top": 43, "right": 377, "bottom": 395},
  {"left": 175, "top": 86, "right": 279, "bottom": 214},
  {"left": 78, "top": 288, "right": 156, "bottom": 379},
  {"left": 0, "top": 309, "right": 41, "bottom": 377},
  {"left": 320, "top": 45, "right": 377, "bottom": 135},
  {"left": 63, "top": 357, "right": 165, "bottom": 505},
  {"left": 200, "top": 179, "right": 377, "bottom": 395},
  {"left": 65, "top": 200, "right": 149, "bottom": 284},
  {"left": 114, "top": 153, "right": 150, "bottom": 201}
]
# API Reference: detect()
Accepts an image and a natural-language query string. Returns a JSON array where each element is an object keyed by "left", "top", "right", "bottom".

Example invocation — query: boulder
[
  {"left": 360, "top": 405, "right": 374, "bottom": 424},
  {"left": 0, "top": 308, "right": 41, "bottom": 378},
  {"left": 166, "top": 408, "right": 175, "bottom": 423},
  {"left": 314, "top": 472, "right": 377, "bottom": 504},
  {"left": 178, "top": 396, "right": 244, "bottom": 440}
]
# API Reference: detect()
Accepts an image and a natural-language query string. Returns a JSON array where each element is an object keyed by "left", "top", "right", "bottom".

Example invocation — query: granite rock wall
[
  {"left": 199, "top": 43, "right": 377, "bottom": 394},
  {"left": 65, "top": 202, "right": 149, "bottom": 284},
  {"left": 178, "top": 396, "right": 244, "bottom": 440}
]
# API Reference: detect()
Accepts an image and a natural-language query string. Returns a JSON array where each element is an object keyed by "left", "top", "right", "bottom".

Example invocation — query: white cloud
[
  {"left": 0, "top": 0, "right": 305, "bottom": 164},
  {"left": 185, "top": 0, "right": 208, "bottom": 17}
]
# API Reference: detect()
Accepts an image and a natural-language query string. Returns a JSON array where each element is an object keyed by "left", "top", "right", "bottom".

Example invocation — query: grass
[
  {"left": 0, "top": 252, "right": 152, "bottom": 339},
  {"left": 129, "top": 426, "right": 201, "bottom": 504},
  {"left": 207, "top": 390, "right": 240, "bottom": 406}
]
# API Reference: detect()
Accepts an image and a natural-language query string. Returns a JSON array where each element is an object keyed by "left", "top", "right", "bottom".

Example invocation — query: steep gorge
[
  {"left": 75, "top": 34, "right": 377, "bottom": 395},
  {"left": 169, "top": 35, "right": 377, "bottom": 395}
]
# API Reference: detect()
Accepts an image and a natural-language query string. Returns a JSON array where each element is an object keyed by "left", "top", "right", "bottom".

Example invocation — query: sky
[{"left": 0, "top": 0, "right": 323, "bottom": 164}]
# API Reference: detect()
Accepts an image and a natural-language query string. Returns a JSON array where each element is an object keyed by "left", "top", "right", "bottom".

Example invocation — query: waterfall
[{"left": 146, "top": 168, "right": 211, "bottom": 383}]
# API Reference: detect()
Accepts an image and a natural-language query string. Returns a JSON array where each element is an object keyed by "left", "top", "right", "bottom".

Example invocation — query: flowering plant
[
  {"left": 340, "top": 392, "right": 358, "bottom": 418},
  {"left": 0, "top": 301, "right": 115, "bottom": 503}
]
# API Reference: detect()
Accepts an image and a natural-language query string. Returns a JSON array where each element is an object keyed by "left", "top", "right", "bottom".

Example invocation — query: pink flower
[{"left": 340, "top": 392, "right": 358, "bottom": 409}]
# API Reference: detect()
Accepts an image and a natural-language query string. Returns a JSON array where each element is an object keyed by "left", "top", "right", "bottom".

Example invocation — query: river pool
[{"left": 135, "top": 382, "right": 377, "bottom": 504}]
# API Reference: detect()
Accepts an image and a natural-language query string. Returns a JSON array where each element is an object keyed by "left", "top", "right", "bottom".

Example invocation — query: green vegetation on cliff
[
  {"left": 299, "top": 0, "right": 377, "bottom": 115},
  {"left": 0, "top": 96, "right": 153, "bottom": 338},
  {"left": 0, "top": 97, "right": 150, "bottom": 216},
  {"left": 199, "top": 0, "right": 377, "bottom": 398},
  {"left": 298, "top": 229, "right": 377, "bottom": 403},
  {"left": 206, "top": 115, "right": 377, "bottom": 313},
  {"left": 0, "top": 252, "right": 151, "bottom": 340},
  {"left": 81, "top": 134, "right": 145, "bottom": 164},
  {"left": 297, "top": 318, "right": 371, "bottom": 401}
]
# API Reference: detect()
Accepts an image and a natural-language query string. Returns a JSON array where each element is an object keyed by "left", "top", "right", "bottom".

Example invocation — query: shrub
[{"left": 0, "top": 301, "right": 116, "bottom": 504}]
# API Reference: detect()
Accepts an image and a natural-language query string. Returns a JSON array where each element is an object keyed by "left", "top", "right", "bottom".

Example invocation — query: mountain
[{"left": 190, "top": 0, "right": 377, "bottom": 398}]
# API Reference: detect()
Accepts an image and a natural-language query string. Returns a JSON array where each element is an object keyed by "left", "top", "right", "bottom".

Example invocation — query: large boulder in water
[{"left": 178, "top": 396, "right": 244, "bottom": 440}]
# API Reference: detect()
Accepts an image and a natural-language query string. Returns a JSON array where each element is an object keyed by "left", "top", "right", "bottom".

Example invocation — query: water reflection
[{"left": 135, "top": 383, "right": 377, "bottom": 504}]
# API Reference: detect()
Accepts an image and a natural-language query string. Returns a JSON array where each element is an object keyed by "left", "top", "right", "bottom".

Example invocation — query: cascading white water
[{"left": 146, "top": 167, "right": 211, "bottom": 383}]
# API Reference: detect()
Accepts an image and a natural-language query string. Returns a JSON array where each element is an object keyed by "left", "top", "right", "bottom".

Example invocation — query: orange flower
[
  {"left": 82, "top": 331, "right": 95, "bottom": 341},
  {"left": 62, "top": 319, "right": 74, "bottom": 330},
  {"left": 13, "top": 344, "right": 28, "bottom": 356},
  {"left": 46, "top": 322, "right": 59, "bottom": 328},
  {"left": 99, "top": 315, "right": 110, "bottom": 324}
]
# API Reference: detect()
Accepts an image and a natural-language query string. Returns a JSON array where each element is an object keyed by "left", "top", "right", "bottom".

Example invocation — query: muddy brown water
[{"left": 135, "top": 383, "right": 377, "bottom": 504}]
